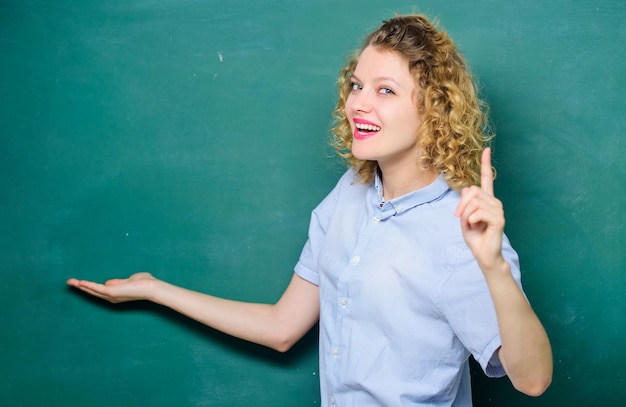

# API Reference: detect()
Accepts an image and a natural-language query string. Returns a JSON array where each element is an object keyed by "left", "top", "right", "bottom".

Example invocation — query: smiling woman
[
  {"left": 345, "top": 46, "right": 429, "bottom": 198},
  {"left": 67, "top": 13, "right": 552, "bottom": 406},
  {"left": 332, "top": 15, "right": 489, "bottom": 191}
]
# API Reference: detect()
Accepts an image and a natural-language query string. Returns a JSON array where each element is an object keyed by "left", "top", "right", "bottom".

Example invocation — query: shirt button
[
  {"left": 373, "top": 215, "right": 380, "bottom": 222},
  {"left": 351, "top": 255, "right": 360, "bottom": 265},
  {"left": 339, "top": 297, "right": 347, "bottom": 306},
  {"left": 332, "top": 347, "right": 339, "bottom": 355},
  {"left": 330, "top": 396, "right": 336, "bottom": 405}
]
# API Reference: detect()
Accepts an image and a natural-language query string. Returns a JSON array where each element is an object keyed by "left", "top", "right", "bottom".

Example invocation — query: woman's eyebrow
[{"left": 351, "top": 73, "right": 402, "bottom": 87}]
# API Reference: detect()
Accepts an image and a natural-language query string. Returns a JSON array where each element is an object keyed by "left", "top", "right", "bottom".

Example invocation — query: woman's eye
[
  {"left": 379, "top": 87, "right": 394, "bottom": 95},
  {"left": 350, "top": 82, "right": 362, "bottom": 91}
]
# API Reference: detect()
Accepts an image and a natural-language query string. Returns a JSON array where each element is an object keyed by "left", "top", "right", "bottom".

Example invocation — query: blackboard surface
[{"left": 1, "top": 1, "right": 624, "bottom": 405}]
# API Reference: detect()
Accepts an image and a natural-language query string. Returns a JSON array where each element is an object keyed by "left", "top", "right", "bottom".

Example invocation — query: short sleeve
[
  {"left": 294, "top": 170, "right": 353, "bottom": 286},
  {"left": 439, "top": 235, "right": 522, "bottom": 378}
]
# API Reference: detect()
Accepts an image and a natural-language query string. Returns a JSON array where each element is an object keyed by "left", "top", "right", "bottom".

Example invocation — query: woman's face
[{"left": 345, "top": 46, "right": 423, "bottom": 172}]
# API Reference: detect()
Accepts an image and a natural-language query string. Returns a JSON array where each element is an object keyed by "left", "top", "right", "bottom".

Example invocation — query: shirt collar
[{"left": 370, "top": 172, "right": 451, "bottom": 221}]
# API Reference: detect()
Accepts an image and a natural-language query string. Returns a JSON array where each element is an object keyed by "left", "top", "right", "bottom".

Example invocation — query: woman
[{"left": 68, "top": 14, "right": 552, "bottom": 406}]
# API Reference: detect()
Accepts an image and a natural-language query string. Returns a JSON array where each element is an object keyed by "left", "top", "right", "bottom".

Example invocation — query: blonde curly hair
[{"left": 330, "top": 14, "right": 493, "bottom": 189}]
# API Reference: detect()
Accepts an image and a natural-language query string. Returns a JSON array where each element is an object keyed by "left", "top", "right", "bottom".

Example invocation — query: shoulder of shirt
[
  {"left": 331, "top": 168, "right": 371, "bottom": 191},
  {"left": 311, "top": 169, "right": 364, "bottom": 214},
  {"left": 427, "top": 180, "right": 461, "bottom": 210}
]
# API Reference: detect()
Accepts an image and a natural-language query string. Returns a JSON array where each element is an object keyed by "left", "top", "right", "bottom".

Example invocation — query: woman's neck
[{"left": 379, "top": 163, "right": 438, "bottom": 201}]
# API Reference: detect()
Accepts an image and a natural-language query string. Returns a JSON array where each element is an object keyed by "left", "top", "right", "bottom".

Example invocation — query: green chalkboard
[{"left": 1, "top": 0, "right": 624, "bottom": 406}]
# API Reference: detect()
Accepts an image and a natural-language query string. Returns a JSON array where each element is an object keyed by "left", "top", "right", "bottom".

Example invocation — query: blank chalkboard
[{"left": 1, "top": 1, "right": 624, "bottom": 406}]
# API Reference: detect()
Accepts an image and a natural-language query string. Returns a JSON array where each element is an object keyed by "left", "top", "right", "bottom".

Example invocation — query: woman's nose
[{"left": 348, "top": 91, "right": 373, "bottom": 113}]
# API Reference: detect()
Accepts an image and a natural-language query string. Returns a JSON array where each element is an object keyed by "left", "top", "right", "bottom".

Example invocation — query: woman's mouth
[{"left": 353, "top": 119, "right": 381, "bottom": 140}]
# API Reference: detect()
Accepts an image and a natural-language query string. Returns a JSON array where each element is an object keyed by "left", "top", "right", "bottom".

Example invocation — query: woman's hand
[
  {"left": 455, "top": 147, "right": 506, "bottom": 273},
  {"left": 67, "top": 272, "right": 158, "bottom": 303}
]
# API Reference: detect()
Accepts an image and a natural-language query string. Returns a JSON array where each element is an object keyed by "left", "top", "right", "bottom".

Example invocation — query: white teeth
[{"left": 355, "top": 123, "right": 381, "bottom": 132}]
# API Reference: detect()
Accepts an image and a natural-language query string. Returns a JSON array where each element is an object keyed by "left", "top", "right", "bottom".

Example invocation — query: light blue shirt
[{"left": 295, "top": 170, "right": 522, "bottom": 406}]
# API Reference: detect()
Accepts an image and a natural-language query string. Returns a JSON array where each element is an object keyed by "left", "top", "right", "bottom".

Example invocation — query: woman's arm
[
  {"left": 67, "top": 272, "right": 319, "bottom": 353},
  {"left": 485, "top": 260, "right": 553, "bottom": 396},
  {"left": 455, "top": 148, "right": 553, "bottom": 396}
]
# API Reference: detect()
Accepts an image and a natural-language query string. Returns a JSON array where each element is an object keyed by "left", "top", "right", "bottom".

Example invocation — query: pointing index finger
[{"left": 481, "top": 147, "right": 494, "bottom": 196}]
